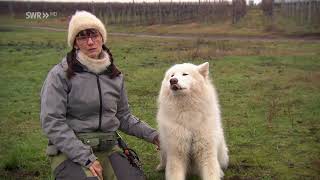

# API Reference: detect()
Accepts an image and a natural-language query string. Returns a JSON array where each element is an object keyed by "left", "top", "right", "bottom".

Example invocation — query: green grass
[{"left": 0, "top": 26, "right": 319, "bottom": 180}]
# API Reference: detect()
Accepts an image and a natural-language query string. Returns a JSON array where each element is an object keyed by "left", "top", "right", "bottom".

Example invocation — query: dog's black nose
[{"left": 170, "top": 78, "right": 178, "bottom": 85}]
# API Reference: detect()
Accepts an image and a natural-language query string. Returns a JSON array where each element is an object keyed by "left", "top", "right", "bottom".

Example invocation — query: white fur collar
[{"left": 76, "top": 50, "right": 111, "bottom": 74}]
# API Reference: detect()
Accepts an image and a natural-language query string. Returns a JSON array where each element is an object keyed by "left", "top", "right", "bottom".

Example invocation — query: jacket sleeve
[
  {"left": 40, "top": 65, "right": 97, "bottom": 167},
  {"left": 116, "top": 80, "right": 158, "bottom": 143}
]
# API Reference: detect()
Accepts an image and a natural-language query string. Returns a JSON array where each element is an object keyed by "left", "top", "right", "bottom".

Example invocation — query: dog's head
[{"left": 160, "top": 62, "right": 210, "bottom": 96}]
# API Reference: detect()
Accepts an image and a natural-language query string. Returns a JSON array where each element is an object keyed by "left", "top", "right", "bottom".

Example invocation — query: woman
[{"left": 40, "top": 11, "right": 159, "bottom": 180}]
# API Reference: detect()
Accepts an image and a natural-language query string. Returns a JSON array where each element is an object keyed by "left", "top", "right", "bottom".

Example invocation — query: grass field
[{"left": 0, "top": 23, "right": 319, "bottom": 180}]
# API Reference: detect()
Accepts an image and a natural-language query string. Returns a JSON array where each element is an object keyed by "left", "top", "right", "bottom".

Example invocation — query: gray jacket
[{"left": 40, "top": 58, "right": 158, "bottom": 167}]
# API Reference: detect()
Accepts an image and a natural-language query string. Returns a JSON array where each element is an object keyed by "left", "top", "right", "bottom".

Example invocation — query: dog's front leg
[
  {"left": 200, "top": 156, "right": 221, "bottom": 180},
  {"left": 166, "top": 153, "right": 187, "bottom": 180},
  {"left": 193, "top": 140, "right": 222, "bottom": 180},
  {"left": 156, "top": 149, "right": 166, "bottom": 171}
]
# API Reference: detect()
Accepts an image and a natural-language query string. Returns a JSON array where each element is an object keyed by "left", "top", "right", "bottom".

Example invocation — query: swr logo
[{"left": 26, "top": 12, "right": 49, "bottom": 19}]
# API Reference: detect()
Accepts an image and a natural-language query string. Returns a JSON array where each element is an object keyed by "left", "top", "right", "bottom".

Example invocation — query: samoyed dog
[{"left": 156, "top": 62, "right": 228, "bottom": 180}]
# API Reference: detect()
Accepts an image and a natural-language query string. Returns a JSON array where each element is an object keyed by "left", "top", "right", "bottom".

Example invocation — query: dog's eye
[
  {"left": 171, "top": 74, "right": 174, "bottom": 77},
  {"left": 182, "top": 73, "right": 189, "bottom": 76}
]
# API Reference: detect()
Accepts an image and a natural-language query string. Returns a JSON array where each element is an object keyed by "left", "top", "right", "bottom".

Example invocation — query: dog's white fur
[{"left": 156, "top": 62, "right": 229, "bottom": 180}]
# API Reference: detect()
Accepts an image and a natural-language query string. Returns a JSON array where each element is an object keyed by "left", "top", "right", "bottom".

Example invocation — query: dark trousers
[{"left": 50, "top": 146, "right": 145, "bottom": 180}]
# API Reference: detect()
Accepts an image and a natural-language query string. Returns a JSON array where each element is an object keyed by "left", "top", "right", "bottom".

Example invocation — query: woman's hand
[
  {"left": 153, "top": 135, "right": 160, "bottom": 150},
  {"left": 89, "top": 160, "right": 103, "bottom": 180}
]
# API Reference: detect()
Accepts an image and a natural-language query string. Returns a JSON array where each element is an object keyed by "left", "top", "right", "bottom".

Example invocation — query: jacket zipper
[{"left": 96, "top": 75, "right": 103, "bottom": 131}]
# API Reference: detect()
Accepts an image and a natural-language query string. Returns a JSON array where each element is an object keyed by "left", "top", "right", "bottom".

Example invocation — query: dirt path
[
  {"left": 111, "top": 32, "right": 320, "bottom": 42},
  {"left": 4, "top": 25, "right": 320, "bottom": 42}
]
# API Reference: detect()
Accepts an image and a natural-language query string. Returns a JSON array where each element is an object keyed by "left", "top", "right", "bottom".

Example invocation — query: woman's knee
[{"left": 51, "top": 154, "right": 98, "bottom": 180}]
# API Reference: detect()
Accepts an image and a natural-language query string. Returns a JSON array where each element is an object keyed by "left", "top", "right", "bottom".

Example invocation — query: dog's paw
[{"left": 156, "top": 164, "right": 165, "bottom": 172}]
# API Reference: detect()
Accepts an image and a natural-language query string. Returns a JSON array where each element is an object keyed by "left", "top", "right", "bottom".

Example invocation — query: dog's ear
[{"left": 198, "top": 62, "right": 209, "bottom": 78}]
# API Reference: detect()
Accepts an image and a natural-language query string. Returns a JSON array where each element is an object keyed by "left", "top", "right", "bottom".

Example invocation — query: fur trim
[
  {"left": 76, "top": 50, "right": 111, "bottom": 74},
  {"left": 68, "top": 11, "right": 107, "bottom": 47}
]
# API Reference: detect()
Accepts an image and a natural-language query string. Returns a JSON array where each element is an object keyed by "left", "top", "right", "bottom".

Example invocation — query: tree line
[
  {"left": 262, "top": 0, "right": 320, "bottom": 26},
  {"left": 0, "top": 1, "right": 247, "bottom": 25}
]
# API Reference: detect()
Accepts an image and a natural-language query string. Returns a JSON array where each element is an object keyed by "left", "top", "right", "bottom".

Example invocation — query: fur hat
[{"left": 67, "top": 11, "right": 107, "bottom": 47}]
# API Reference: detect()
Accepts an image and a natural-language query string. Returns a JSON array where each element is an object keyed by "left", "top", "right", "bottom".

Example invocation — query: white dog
[{"left": 156, "top": 62, "right": 228, "bottom": 180}]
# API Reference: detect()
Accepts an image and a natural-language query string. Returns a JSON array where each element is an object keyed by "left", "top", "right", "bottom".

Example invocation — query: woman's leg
[
  {"left": 95, "top": 149, "right": 117, "bottom": 180},
  {"left": 98, "top": 145, "right": 146, "bottom": 180},
  {"left": 50, "top": 153, "right": 98, "bottom": 180}
]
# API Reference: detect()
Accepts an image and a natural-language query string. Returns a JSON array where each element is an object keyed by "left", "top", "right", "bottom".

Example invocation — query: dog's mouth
[{"left": 170, "top": 84, "right": 185, "bottom": 91}]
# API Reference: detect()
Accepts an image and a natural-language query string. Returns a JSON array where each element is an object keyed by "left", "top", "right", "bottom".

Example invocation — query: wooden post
[
  {"left": 308, "top": 0, "right": 312, "bottom": 24},
  {"left": 158, "top": 0, "right": 162, "bottom": 24},
  {"left": 8, "top": 1, "right": 15, "bottom": 17},
  {"left": 91, "top": 0, "right": 95, "bottom": 14}
]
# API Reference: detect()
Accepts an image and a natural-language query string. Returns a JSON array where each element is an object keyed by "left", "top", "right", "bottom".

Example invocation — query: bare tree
[
  {"left": 261, "top": 0, "right": 274, "bottom": 17},
  {"left": 232, "top": 0, "right": 247, "bottom": 24}
]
